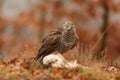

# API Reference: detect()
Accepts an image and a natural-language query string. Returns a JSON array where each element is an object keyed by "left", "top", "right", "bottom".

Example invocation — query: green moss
[
  {"left": 116, "top": 74, "right": 120, "bottom": 80},
  {"left": 8, "top": 74, "right": 19, "bottom": 80}
]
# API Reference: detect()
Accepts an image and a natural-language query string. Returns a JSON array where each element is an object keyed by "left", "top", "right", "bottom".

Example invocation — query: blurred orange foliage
[{"left": 0, "top": 0, "right": 120, "bottom": 63}]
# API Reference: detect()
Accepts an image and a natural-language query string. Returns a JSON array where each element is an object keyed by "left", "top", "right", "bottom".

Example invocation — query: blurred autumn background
[
  {"left": 0, "top": 0, "right": 120, "bottom": 80},
  {"left": 0, "top": 0, "right": 120, "bottom": 62}
]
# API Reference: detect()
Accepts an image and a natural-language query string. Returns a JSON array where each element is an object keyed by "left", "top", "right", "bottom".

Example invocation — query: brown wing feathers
[{"left": 34, "top": 29, "right": 62, "bottom": 62}]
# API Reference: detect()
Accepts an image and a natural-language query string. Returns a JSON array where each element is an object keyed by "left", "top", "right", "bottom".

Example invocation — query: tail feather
[
  {"left": 34, "top": 49, "right": 45, "bottom": 62},
  {"left": 34, "top": 45, "right": 56, "bottom": 63}
]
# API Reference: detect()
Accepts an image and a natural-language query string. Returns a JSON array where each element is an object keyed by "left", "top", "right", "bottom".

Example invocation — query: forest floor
[
  {"left": 0, "top": 56, "right": 119, "bottom": 80},
  {"left": 0, "top": 46, "right": 120, "bottom": 80}
]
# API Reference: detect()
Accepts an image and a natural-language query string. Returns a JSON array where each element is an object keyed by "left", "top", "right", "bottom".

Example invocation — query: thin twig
[{"left": 92, "top": 24, "right": 112, "bottom": 51}]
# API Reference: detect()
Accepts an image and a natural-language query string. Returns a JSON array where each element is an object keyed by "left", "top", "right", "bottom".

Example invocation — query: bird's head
[
  {"left": 62, "top": 21, "right": 79, "bottom": 40},
  {"left": 62, "top": 21, "right": 75, "bottom": 32}
]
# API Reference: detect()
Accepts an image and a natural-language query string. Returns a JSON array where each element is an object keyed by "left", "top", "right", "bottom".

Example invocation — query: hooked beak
[{"left": 67, "top": 27, "right": 71, "bottom": 31}]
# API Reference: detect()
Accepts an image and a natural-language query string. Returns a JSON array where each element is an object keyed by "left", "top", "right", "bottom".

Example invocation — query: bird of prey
[{"left": 34, "top": 21, "right": 79, "bottom": 63}]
